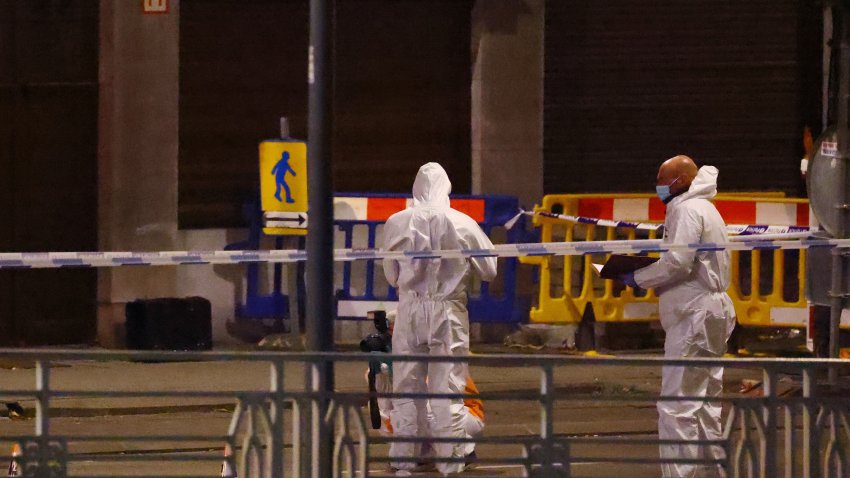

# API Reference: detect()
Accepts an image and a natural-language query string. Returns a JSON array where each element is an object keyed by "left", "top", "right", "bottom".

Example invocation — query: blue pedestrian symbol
[{"left": 271, "top": 151, "right": 297, "bottom": 204}]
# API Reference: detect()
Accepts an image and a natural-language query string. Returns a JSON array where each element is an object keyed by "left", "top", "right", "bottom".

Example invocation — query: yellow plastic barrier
[{"left": 521, "top": 194, "right": 810, "bottom": 329}]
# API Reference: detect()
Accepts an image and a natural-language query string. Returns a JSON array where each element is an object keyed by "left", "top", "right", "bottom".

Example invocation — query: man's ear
[{"left": 674, "top": 177, "right": 692, "bottom": 194}]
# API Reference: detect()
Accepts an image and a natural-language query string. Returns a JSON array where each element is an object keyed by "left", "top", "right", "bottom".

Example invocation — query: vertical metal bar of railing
[
  {"left": 839, "top": 410, "right": 850, "bottom": 476},
  {"left": 539, "top": 364, "right": 567, "bottom": 477},
  {"left": 228, "top": 399, "right": 244, "bottom": 475},
  {"left": 733, "top": 405, "right": 749, "bottom": 477},
  {"left": 784, "top": 402, "right": 795, "bottom": 478},
  {"left": 540, "top": 365, "right": 554, "bottom": 442},
  {"left": 803, "top": 367, "right": 820, "bottom": 478},
  {"left": 826, "top": 408, "right": 841, "bottom": 476},
  {"left": 747, "top": 406, "right": 766, "bottom": 477},
  {"left": 353, "top": 403, "right": 368, "bottom": 478},
  {"left": 723, "top": 406, "right": 737, "bottom": 475},
  {"left": 762, "top": 369, "right": 777, "bottom": 478},
  {"left": 309, "top": 362, "right": 331, "bottom": 478},
  {"left": 35, "top": 360, "right": 50, "bottom": 475},
  {"left": 271, "top": 361, "right": 286, "bottom": 477},
  {"left": 292, "top": 397, "right": 306, "bottom": 478},
  {"left": 242, "top": 402, "right": 256, "bottom": 478},
  {"left": 332, "top": 409, "right": 343, "bottom": 478},
  {"left": 258, "top": 402, "right": 267, "bottom": 478}
]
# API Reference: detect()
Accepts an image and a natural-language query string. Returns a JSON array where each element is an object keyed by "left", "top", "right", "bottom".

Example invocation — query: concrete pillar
[
  {"left": 97, "top": 0, "right": 272, "bottom": 348},
  {"left": 98, "top": 0, "right": 182, "bottom": 347},
  {"left": 471, "top": 0, "right": 544, "bottom": 208},
  {"left": 470, "top": 1, "right": 544, "bottom": 340}
]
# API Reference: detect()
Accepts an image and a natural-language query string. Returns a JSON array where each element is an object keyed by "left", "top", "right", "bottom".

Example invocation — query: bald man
[{"left": 622, "top": 156, "right": 736, "bottom": 478}]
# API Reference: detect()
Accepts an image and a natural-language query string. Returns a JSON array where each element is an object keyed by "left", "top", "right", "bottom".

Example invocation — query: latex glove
[{"left": 619, "top": 272, "right": 638, "bottom": 288}]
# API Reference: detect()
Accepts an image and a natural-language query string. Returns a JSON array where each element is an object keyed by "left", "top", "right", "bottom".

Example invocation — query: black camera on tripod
[{"left": 360, "top": 310, "right": 392, "bottom": 353}]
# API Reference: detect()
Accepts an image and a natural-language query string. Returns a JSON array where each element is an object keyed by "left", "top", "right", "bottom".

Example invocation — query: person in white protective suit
[
  {"left": 620, "top": 156, "right": 736, "bottom": 478},
  {"left": 372, "top": 370, "right": 485, "bottom": 469},
  {"left": 381, "top": 162, "right": 497, "bottom": 476}
]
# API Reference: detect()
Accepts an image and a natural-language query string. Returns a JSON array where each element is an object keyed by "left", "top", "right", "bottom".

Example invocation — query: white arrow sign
[{"left": 265, "top": 211, "right": 308, "bottom": 229}]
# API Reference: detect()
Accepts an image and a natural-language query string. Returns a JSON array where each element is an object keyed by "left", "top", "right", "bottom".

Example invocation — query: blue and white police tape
[
  {"left": 0, "top": 237, "right": 843, "bottom": 269},
  {"left": 507, "top": 209, "right": 811, "bottom": 237}
]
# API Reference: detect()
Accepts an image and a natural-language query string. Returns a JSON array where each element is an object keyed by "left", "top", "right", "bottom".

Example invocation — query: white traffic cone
[
  {"left": 8, "top": 443, "right": 21, "bottom": 476},
  {"left": 220, "top": 443, "right": 236, "bottom": 478}
]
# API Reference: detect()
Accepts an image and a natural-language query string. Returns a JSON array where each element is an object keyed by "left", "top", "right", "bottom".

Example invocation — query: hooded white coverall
[
  {"left": 633, "top": 166, "right": 736, "bottom": 478},
  {"left": 381, "top": 162, "right": 497, "bottom": 475}
]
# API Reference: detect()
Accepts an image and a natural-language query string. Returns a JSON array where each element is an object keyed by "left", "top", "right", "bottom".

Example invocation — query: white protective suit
[
  {"left": 381, "top": 162, "right": 497, "bottom": 475},
  {"left": 373, "top": 372, "right": 485, "bottom": 458},
  {"left": 634, "top": 166, "right": 736, "bottom": 478}
]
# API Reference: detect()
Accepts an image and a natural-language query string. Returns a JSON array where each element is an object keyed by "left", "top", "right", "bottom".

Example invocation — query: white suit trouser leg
[
  {"left": 455, "top": 402, "right": 484, "bottom": 456},
  {"left": 424, "top": 402, "right": 485, "bottom": 458},
  {"left": 390, "top": 297, "right": 469, "bottom": 475},
  {"left": 659, "top": 313, "right": 728, "bottom": 478}
]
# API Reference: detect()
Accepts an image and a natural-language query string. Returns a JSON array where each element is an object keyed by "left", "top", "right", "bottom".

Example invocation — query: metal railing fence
[{"left": 0, "top": 350, "right": 847, "bottom": 478}]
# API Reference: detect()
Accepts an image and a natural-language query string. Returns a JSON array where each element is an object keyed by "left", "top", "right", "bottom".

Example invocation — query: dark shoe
[
  {"left": 388, "top": 466, "right": 412, "bottom": 476},
  {"left": 413, "top": 461, "right": 437, "bottom": 472},
  {"left": 464, "top": 451, "right": 478, "bottom": 469}
]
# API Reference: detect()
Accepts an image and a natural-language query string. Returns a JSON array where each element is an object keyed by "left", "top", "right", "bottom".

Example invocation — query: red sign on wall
[{"left": 142, "top": 0, "right": 168, "bottom": 14}]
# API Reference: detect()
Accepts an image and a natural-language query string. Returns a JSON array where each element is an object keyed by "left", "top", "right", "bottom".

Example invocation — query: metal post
[
  {"left": 830, "top": 5, "right": 850, "bottom": 384},
  {"left": 35, "top": 361, "right": 50, "bottom": 475},
  {"left": 281, "top": 116, "right": 290, "bottom": 139},
  {"left": 540, "top": 366, "right": 554, "bottom": 441},
  {"left": 274, "top": 236, "right": 285, "bottom": 330},
  {"left": 277, "top": 117, "right": 300, "bottom": 341},
  {"left": 307, "top": 1, "right": 335, "bottom": 477},
  {"left": 823, "top": 6, "right": 833, "bottom": 130},
  {"left": 539, "top": 365, "right": 567, "bottom": 477},
  {"left": 287, "top": 244, "right": 301, "bottom": 340}
]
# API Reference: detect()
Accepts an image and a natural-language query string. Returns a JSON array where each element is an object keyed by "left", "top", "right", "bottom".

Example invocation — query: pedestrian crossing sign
[{"left": 260, "top": 140, "right": 308, "bottom": 236}]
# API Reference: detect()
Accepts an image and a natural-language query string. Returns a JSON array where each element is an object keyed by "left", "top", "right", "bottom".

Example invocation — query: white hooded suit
[
  {"left": 381, "top": 163, "right": 497, "bottom": 475},
  {"left": 634, "top": 166, "right": 737, "bottom": 478}
]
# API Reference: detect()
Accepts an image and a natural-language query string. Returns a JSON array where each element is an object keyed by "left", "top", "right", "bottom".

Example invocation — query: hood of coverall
[
  {"left": 670, "top": 165, "right": 719, "bottom": 205},
  {"left": 412, "top": 162, "right": 451, "bottom": 208}
]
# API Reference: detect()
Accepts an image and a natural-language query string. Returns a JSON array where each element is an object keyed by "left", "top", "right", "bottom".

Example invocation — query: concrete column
[
  {"left": 98, "top": 0, "right": 181, "bottom": 347},
  {"left": 471, "top": 0, "right": 544, "bottom": 208},
  {"left": 98, "top": 0, "right": 260, "bottom": 348}
]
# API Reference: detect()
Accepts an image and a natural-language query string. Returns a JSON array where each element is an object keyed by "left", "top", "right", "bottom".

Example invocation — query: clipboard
[{"left": 595, "top": 254, "right": 658, "bottom": 279}]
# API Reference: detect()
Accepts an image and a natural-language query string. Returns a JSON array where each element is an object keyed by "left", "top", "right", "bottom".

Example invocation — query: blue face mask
[
  {"left": 655, "top": 184, "right": 673, "bottom": 202},
  {"left": 655, "top": 176, "right": 681, "bottom": 203}
]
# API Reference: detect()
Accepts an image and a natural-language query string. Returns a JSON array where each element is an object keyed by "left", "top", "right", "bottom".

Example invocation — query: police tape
[
  {"left": 0, "top": 237, "right": 844, "bottom": 269},
  {"left": 512, "top": 210, "right": 811, "bottom": 236}
]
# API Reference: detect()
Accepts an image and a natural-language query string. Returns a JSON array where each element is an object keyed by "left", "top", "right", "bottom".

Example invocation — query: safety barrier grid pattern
[{"left": 0, "top": 350, "right": 848, "bottom": 477}]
